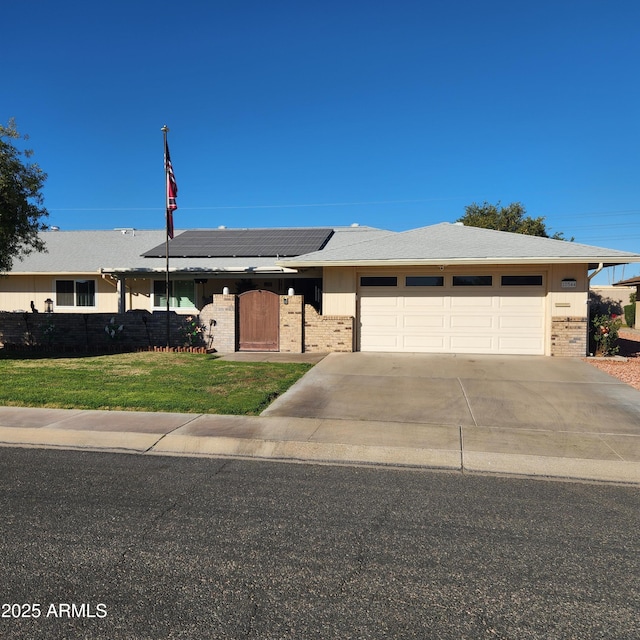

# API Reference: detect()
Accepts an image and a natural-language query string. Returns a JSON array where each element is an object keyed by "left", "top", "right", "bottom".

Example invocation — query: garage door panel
[
  {"left": 365, "top": 315, "right": 401, "bottom": 328},
  {"left": 499, "top": 289, "right": 544, "bottom": 300},
  {"left": 404, "top": 296, "right": 446, "bottom": 308},
  {"left": 363, "top": 296, "right": 401, "bottom": 308},
  {"left": 499, "top": 315, "right": 544, "bottom": 329},
  {"left": 360, "top": 334, "right": 401, "bottom": 350},
  {"left": 451, "top": 296, "right": 494, "bottom": 308},
  {"left": 450, "top": 336, "right": 495, "bottom": 351},
  {"left": 404, "top": 336, "right": 447, "bottom": 349},
  {"left": 498, "top": 295, "right": 544, "bottom": 306},
  {"left": 403, "top": 315, "right": 446, "bottom": 328},
  {"left": 450, "top": 315, "right": 494, "bottom": 329},
  {"left": 359, "top": 283, "right": 545, "bottom": 355},
  {"left": 498, "top": 336, "right": 544, "bottom": 352}
]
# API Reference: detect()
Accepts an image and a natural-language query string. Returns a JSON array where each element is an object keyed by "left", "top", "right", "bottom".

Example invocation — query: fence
[{"left": 0, "top": 311, "right": 206, "bottom": 352}]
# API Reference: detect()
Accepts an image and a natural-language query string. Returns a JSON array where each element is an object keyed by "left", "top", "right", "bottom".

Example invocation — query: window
[
  {"left": 452, "top": 275, "right": 493, "bottom": 286},
  {"left": 360, "top": 277, "right": 398, "bottom": 287},
  {"left": 76, "top": 280, "right": 95, "bottom": 306},
  {"left": 406, "top": 276, "right": 444, "bottom": 287},
  {"left": 501, "top": 275, "right": 543, "bottom": 286},
  {"left": 55, "top": 279, "right": 95, "bottom": 307},
  {"left": 55, "top": 280, "right": 74, "bottom": 306},
  {"left": 153, "top": 280, "right": 196, "bottom": 308}
]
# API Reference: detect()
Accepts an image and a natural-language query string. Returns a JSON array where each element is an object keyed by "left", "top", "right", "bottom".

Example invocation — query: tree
[
  {"left": 0, "top": 118, "right": 49, "bottom": 272},
  {"left": 457, "top": 201, "right": 570, "bottom": 240}
]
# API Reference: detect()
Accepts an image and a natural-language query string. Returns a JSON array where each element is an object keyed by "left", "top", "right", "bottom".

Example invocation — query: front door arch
[{"left": 238, "top": 290, "right": 279, "bottom": 351}]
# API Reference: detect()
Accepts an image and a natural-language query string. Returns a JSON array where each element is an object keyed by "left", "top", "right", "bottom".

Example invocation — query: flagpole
[{"left": 161, "top": 125, "right": 170, "bottom": 348}]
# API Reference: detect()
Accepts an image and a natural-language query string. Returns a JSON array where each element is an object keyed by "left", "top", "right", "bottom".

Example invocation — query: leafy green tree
[
  {"left": 457, "top": 201, "right": 570, "bottom": 240},
  {"left": 0, "top": 118, "right": 49, "bottom": 272}
]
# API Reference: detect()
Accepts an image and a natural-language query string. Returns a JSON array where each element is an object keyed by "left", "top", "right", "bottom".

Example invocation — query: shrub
[
  {"left": 624, "top": 304, "right": 636, "bottom": 328},
  {"left": 591, "top": 311, "right": 622, "bottom": 356},
  {"left": 588, "top": 290, "right": 622, "bottom": 316},
  {"left": 181, "top": 315, "right": 205, "bottom": 347},
  {"left": 105, "top": 317, "right": 124, "bottom": 340}
]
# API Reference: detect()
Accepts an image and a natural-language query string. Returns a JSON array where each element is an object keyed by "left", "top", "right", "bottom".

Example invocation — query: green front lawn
[{"left": 0, "top": 352, "right": 312, "bottom": 415}]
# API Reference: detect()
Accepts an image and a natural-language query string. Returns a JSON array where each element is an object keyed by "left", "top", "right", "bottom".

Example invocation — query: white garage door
[{"left": 359, "top": 274, "right": 546, "bottom": 355}]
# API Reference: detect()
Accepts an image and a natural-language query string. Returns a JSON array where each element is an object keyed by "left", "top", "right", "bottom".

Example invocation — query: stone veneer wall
[
  {"left": 202, "top": 295, "right": 353, "bottom": 354},
  {"left": 200, "top": 295, "right": 236, "bottom": 353},
  {"left": 550, "top": 316, "right": 588, "bottom": 357},
  {"left": 279, "top": 295, "right": 303, "bottom": 353},
  {"left": 304, "top": 304, "right": 354, "bottom": 353}
]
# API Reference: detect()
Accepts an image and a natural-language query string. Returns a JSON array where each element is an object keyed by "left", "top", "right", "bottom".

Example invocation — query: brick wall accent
[
  {"left": 200, "top": 295, "right": 236, "bottom": 353},
  {"left": 279, "top": 295, "right": 303, "bottom": 353},
  {"left": 0, "top": 311, "right": 194, "bottom": 350},
  {"left": 550, "top": 316, "right": 588, "bottom": 357},
  {"left": 304, "top": 304, "right": 354, "bottom": 353}
]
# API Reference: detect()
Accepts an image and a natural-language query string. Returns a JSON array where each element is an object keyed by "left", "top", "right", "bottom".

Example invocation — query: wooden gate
[{"left": 238, "top": 290, "right": 280, "bottom": 351}]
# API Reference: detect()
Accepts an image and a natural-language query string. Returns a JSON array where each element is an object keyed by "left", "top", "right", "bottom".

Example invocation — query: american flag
[{"left": 164, "top": 139, "right": 178, "bottom": 239}]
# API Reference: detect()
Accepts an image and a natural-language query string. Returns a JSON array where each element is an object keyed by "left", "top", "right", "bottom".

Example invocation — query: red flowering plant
[{"left": 591, "top": 310, "right": 622, "bottom": 356}]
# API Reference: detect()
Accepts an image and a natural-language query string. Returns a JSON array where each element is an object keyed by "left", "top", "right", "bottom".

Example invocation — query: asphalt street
[{"left": 0, "top": 448, "right": 638, "bottom": 639}]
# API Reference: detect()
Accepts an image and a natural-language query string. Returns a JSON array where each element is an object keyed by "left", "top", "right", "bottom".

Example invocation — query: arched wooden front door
[{"left": 238, "top": 290, "right": 280, "bottom": 351}]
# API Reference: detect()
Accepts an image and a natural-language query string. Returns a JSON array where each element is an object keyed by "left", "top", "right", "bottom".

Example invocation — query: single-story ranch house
[{"left": 2, "top": 223, "right": 640, "bottom": 356}]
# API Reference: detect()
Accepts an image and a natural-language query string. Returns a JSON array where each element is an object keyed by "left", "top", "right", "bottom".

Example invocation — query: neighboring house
[
  {"left": 589, "top": 284, "right": 636, "bottom": 314},
  {"left": 2, "top": 222, "right": 640, "bottom": 356},
  {"left": 612, "top": 275, "right": 640, "bottom": 324}
]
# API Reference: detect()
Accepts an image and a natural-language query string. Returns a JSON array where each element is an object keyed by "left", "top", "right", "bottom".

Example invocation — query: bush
[
  {"left": 624, "top": 304, "right": 636, "bottom": 328},
  {"left": 590, "top": 311, "right": 622, "bottom": 356},
  {"left": 588, "top": 291, "right": 623, "bottom": 316}
]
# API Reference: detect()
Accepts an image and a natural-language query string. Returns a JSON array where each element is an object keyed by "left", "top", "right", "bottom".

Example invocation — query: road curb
[
  {"left": 463, "top": 450, "right": 640, "bottom": 484},
  {"left": 1, "top": 425, "right": 639, "bottom": 484},
  {"left": 150, "top": 433, "right": 462, "bottom": 469}
]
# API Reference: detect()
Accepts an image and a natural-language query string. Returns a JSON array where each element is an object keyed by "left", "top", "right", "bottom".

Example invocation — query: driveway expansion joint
[{"left": 457, "top": 377, "right": 478, "bottom": 427}]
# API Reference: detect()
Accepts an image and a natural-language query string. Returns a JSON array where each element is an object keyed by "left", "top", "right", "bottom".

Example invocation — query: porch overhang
[{"left": 100, "top": 265, "right": 303, "bottom": 278}]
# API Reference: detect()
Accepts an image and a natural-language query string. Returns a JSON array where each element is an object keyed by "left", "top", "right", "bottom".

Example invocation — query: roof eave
[
  {"left": 278, "top": 256, "right": 640, "bottom": 268},
  {"left": 6, "top": 270, "right": 101, "bottom": 276}
]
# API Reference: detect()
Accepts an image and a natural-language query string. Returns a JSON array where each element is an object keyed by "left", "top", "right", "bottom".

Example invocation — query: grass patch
[{"left": 0, "top": 351, "right": 312, "bottom": 415}]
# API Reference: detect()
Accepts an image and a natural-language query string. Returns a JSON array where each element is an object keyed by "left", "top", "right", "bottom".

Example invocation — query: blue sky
[{"left": 3, "top": 0, "right": 640, "bottom": 283}]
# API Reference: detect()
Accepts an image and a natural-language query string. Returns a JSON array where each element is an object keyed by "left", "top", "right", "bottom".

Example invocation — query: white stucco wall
[
  {"left": 0, "top": 274, "right": 118, "bottom": 313},
  {"left": 322, "top": 267, "right": 357, "bottom": 316},
  {"left": 548, "top": 263, "right": 589, "bottom": 319}
]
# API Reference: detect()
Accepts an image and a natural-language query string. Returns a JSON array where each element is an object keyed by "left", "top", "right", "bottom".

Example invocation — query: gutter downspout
[{"left": 588, "top": 263, "right": 605, "bottom": 282}]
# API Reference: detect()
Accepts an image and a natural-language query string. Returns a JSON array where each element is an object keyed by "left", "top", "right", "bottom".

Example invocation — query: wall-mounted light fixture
[
  {"left": 283, "top": 287, "right": 295, "bottom": 305},
  {"left": 44, "top": 298, "right": 53, "bottom": 313}
]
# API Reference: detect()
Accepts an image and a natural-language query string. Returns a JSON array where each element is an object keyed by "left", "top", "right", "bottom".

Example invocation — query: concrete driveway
[{"left": 262, "top": 353, "right": 640, "bottom": 435}]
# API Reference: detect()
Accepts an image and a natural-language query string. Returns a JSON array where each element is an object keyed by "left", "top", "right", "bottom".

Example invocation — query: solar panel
[{"left": 142, "top": 228, "right": 334, "bottom": 258}]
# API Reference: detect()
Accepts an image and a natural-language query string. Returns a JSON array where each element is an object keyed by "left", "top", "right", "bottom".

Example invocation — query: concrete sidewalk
[{"left": 0, "top": 403, "right": 638, "bottom": 484}]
